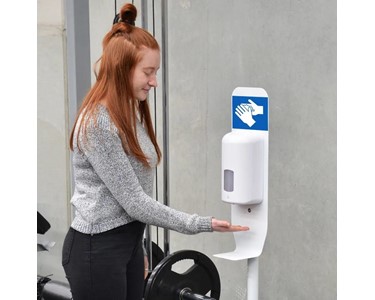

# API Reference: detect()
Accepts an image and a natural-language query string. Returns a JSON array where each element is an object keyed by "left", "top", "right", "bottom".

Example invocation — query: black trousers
[{"left": 62, "top": 221, "right": 145, "bottom": 300}]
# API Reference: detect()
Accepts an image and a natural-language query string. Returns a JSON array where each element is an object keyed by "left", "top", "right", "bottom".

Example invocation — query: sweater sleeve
[{"left": 81, "top": 123, "right": 212, "bottom": 234}]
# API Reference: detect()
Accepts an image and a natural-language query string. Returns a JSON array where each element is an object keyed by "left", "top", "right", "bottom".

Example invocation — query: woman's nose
[{"left": 148, "top": 76, "right": 158, "bottom": 88}]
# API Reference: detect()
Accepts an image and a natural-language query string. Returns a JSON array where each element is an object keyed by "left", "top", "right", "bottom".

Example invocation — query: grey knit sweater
[{"left": 70, "top": 105, "right": 212, "bottom": 235}]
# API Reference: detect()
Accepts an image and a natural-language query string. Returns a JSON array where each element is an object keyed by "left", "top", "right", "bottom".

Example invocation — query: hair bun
[{"left": 119, "top": 3, "right": 137, "bottom": 26}]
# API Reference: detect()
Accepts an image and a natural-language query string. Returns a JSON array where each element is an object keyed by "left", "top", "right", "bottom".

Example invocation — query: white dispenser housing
[
  {"left": 214, "top": 87, "right": 269, "bottom": 300},
  {"left": 222, "top": 131, "right": 264, "bottom": 205}
]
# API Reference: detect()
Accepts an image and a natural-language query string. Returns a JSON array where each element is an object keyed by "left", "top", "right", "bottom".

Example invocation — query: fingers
[
  {"left": 240, "top": 103, "right": 252, "bottom": 112},
  {"left": 236, "top": 105, "right": 248, "bottom": 114},
  {"left": 214, "top": 225, "right": 250, "bottom": 232},
  {"left": 229, "top": 225, "right": 250, "bottom": 231},
  {"left": 235, "top": 107, "right": 244, "bottom": 116},
  {"left": 248, "top": 99, "right": 255, "bottom": 106},
  {"left": 212, "top": 218, "right": 249, "bottom": 232}
]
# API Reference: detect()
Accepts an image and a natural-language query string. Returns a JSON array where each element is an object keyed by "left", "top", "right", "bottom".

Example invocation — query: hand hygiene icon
[{"left": 235, "top": 99, "right": 264, "bottom": 128}]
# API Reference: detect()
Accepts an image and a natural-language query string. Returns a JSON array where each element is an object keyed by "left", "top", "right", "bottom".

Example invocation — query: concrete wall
[
  {"left": 37, "top": 0, "right": 336, "bottom": 298},
  {"left": 37, "top": 0, "right": 71, "bottom": 282},
  {"left": 166, "top": 1, "right": 336, "bottom": 299}
]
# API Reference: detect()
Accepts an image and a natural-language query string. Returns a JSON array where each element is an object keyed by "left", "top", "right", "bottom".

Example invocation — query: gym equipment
[
  {"left": 214, "top": 87, "right": 269, "bottom": 300},
  {"left": 37, "top": 275, "right": 72, "bottom": 300},
  {"left": 37, "top": 211, "right": 73, "bottom": 300},
  {"left": 144, "top": 250, "right": 221, "bottom": 300}
]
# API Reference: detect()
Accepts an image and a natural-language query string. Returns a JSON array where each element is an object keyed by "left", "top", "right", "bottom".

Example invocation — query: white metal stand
[
  {"left": 247, "top": 258, "right": 259, "bottom": 300},
  {"left": 214, "top": 87, "right": 269, "bottom": 300}
]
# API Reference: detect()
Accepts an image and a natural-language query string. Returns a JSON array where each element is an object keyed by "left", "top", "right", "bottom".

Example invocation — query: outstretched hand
[{"left": 211, "top": 218, "right": 249, "bottom": 232}]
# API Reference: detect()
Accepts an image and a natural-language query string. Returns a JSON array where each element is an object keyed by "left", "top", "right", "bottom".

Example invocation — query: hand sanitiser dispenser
[
  {"left": 222, "top": 132, "right": 264, "bottom": 205},
  {"left": 215, "top": 87, "right": 269, "bottom": 300}
]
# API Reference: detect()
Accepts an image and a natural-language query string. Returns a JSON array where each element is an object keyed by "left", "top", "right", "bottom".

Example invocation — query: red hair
[{"left": 70, "top": 3, "right": 161, "bottom": 167}]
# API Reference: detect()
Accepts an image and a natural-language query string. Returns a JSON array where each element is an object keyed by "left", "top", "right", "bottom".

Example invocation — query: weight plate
[{"left": 144, "top": 250, "right": 221, "bottom": 300}]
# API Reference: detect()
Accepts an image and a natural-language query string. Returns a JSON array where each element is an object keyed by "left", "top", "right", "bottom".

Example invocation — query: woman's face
[{"left": 132, "top": 47, "right": 160, "bottom": 101}]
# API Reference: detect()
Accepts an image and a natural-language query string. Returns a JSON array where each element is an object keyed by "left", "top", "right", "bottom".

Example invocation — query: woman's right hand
[{"left": 211, "top": 218, "right": 249, "bottom": 232}]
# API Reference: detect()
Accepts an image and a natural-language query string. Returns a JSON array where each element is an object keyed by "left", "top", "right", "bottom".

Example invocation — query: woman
[{"left": 62, "top": 3, "right": 249, "bottom": 300}]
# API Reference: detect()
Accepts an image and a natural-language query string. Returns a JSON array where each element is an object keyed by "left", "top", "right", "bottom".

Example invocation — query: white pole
[{"left": 247, "top": 257, "right": 259, "bottom": 300}]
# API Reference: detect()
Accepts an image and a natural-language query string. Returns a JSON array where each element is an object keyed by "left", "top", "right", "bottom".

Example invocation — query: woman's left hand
[{"left": 144, "top": 255, "right": 149, "bottom": 279}]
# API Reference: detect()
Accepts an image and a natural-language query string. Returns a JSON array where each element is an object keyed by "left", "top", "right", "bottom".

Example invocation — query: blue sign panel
[{"left": 232, "top": 96, "right": 268, "bottom": 131}]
